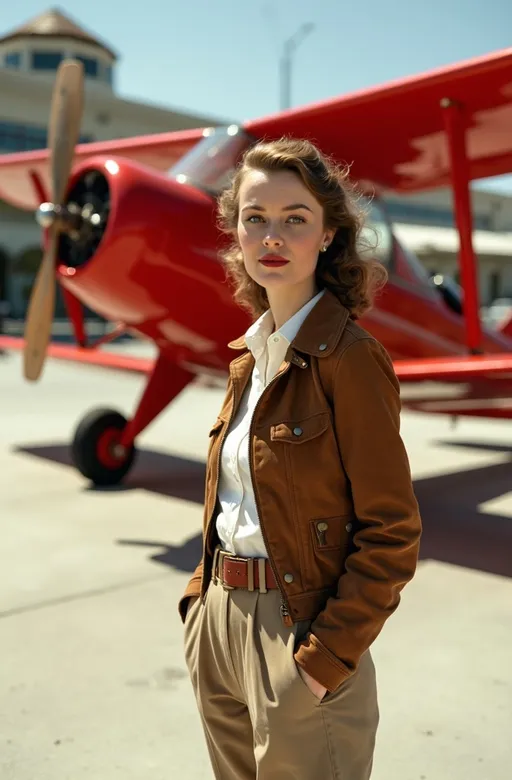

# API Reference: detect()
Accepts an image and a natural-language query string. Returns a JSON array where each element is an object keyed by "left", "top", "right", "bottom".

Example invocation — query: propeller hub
[
  {"left": 36, "top": 201, "right": 84, "bottom": 236},
  {"left": 36, "top": 202, "right": 59, "bottom": 228}
]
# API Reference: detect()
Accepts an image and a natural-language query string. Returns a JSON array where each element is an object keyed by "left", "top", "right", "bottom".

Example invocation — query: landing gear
[
  {"left": 71, "top": 408, "right": 136, "bottom": 486},
  {"left": 70, "top": 355, "right": 195, "bottom": 486}
]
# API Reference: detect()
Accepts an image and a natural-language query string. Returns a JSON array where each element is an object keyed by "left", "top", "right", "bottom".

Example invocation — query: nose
[{"left": 263, "top": 233, "right": 284, "bottom": 249}]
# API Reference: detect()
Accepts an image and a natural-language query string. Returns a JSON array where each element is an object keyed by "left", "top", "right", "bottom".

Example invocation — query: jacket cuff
[
  {"left": 178, "top": 580, "right": 201, "bottom": 623},
  {"left": 294, "top": 633, "right": 353, "bottom": 692}
]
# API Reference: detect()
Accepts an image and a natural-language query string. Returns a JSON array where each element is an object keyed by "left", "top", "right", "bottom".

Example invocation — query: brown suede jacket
[{"left": 179, "top": 289, "right": 422, "bottom": 692}]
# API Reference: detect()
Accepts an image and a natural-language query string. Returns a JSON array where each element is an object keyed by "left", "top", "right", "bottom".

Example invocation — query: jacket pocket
[
  {"left": 270, "top": 411, "right": 330, "bottom": 444},
  {"left": 305, "top": 515, "right": 352, "bottom": 589},
  {"left": 310, "top": 516, "right": 352, "bottom": 551}
]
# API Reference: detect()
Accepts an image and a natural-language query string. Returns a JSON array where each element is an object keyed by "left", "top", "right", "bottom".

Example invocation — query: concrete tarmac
[{"left": 1, "top": 347, "right": 511, "bottom": 780}]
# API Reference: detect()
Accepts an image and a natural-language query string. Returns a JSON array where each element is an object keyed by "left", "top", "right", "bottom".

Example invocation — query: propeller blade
[
  {"left": 23, "top": 60, "right": 84, "bottom": 382},
  {"left": 23, "top": 230, "right": 58, "bottom": 381},
  {"left": 48, "top": 60, "right": 84, "bottom": 205}
]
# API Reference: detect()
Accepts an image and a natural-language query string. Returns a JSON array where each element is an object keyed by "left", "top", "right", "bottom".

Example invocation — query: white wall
[{"left": 0, "top": 65, "right": 220, "bottom": 145}]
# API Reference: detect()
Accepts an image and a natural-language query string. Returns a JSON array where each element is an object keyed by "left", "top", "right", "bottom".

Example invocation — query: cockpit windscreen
[{"left": 168, "top": 125, "right": 254, "bottom": 194}]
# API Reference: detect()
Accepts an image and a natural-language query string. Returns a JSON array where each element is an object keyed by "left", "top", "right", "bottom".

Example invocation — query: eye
[
  {"left": 287, "top": 215, "right": 306, "bottom": 224},
  {"left": 245, "top": 214, "right": 264, "bottom": 223}
]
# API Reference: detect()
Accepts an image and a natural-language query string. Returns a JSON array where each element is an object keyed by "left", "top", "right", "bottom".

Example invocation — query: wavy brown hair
[{"left": 217, "top": 136, "right": 387, "bottom": 319}]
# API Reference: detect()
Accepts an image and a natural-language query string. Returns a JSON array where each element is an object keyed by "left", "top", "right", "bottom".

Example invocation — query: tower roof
[{"left": 0, "top": 7, "right": 117, "bottom": 60}]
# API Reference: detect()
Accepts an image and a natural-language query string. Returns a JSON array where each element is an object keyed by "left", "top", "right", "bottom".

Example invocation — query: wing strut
[{"left": 441, "top": 98, "right": 483, "bottom": 354}]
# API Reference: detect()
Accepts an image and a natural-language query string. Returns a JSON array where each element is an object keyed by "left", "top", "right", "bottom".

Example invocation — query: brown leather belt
[{"left": 212, "top": 546, "right": 278, "bottom": 592}]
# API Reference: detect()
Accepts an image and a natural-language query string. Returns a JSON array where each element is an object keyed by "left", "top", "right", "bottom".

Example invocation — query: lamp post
[{"left": 280, "top": 22, "right": 315, "bottom": 111}]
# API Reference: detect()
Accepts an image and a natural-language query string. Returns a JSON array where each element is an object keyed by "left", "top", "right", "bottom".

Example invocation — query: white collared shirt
[{"left": 216, "top": 290, "right": 325, "bottom": 558}]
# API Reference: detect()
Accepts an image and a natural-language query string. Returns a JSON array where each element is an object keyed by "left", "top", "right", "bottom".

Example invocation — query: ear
[{"left": 323, "top": 229, "right": 335, "bottom": 249}]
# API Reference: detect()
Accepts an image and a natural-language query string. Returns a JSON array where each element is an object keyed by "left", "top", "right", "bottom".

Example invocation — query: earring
[{"left": 321, "top": 245, "right": 328, "bottom": 253}]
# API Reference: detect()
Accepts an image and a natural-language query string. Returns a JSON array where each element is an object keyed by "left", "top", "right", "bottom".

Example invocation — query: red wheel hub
[{"left": 96, "top": 428, "right": 127, "bottom": 469}]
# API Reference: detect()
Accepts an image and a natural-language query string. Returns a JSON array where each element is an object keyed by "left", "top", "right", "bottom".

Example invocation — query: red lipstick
[{"left": 259, "top": 254, "right": 289, "bottom": 267}]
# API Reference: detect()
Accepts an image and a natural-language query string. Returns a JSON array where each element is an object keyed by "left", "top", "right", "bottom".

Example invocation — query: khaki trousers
[{"left": 184, "top": 579, "right": 379, "bottom": 779}]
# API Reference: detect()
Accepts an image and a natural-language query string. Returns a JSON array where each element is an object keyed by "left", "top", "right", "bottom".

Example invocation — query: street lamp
[{"left": 280, "top": 22, "right": 315, "bottom": 111}]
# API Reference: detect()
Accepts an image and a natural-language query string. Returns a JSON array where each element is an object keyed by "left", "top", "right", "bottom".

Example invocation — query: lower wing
[
  {"left": 395, "top": 354, "right": 512, "bottom": 419},
  {"left": 2, "top": 337, "right": 511, "bottom": 419},
  {"left": 0, "top": 335, "right": 154, "bottom": 374}
]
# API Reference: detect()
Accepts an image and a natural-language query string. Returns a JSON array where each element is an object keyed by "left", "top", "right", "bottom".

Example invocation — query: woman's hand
[{"left": 297, "top": 665, "right": 327, "bottom": 701}]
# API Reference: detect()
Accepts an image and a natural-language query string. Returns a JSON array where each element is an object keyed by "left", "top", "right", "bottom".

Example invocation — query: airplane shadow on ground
[
  {"left": 14, "top": 439, "right": 512, "bottom": 580},
  {"left": 14, "top": 444, "right": 207, "bottom": 504}
]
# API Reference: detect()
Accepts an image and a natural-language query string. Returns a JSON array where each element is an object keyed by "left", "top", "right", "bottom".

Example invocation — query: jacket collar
[{"left": 228, "top": 289, "right": 350, "bottom": 358}]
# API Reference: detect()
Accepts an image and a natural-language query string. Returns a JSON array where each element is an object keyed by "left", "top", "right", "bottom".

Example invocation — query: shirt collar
[
  {"left": 279, "top": 289, "right": 325, "bottom": 345},
  {"left": 244, "top": 308, "right": 274, "bottom": 361},
  {"left": 244, "top": 290, "right": 325, "bottom": 361},
  {"left": 228, "top": 288, "right": 350, "bottom": 358}
]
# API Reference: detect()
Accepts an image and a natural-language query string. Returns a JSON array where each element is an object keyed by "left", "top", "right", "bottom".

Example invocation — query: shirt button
[
  {"left": 319, "top": 343, "right": 327, "bottom": 352},
  {"left": 273, "top": 336, "right": 280, "bottom": 343},
  {"left": 345, "top": 522, "right": 352, "bottom": 532},
  {"left": 293, "top": 427, "right": 303, "bottom": 437},
  {"left": 284, "top": 573, "right": 294, "bottom": 583}
]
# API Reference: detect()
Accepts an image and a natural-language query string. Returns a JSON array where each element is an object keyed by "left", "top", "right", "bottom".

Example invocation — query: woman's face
[{"left": 236, "top": 168, "right": 333, "bottom": 296}]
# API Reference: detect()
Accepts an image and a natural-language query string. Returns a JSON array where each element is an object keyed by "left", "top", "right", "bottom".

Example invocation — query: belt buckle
[{"left": 220, "top": 550, "right": 235, "bottom": 590}]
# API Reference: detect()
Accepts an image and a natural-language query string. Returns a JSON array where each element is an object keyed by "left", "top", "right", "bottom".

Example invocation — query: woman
[{"left": 178, "top": 137, "right": 422, "bottom": 779}]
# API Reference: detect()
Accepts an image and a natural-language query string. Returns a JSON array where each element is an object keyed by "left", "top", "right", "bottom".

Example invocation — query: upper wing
[
  {"left": 245, "top": 48, "right": 512, "bottom": 192},
  {"left": 0, "top": 127, "right": 205, "bottom": 211},
  {"left": 3, "top": 48, "right": 510, "bottom": 209}
]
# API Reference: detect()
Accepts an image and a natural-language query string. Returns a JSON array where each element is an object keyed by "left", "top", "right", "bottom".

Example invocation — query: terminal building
[{"left": 1, "top": 8, "right": 511, "bottom": 322}]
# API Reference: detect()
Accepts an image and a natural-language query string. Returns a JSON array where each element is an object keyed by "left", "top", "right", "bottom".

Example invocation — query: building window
[
  {"left": 32, "top": 51, "right": 63, "bottom": 70},
  {"left": 0, "top": 122, "right": 47, "bottom": 152},
  {"left": 75, "top": 55, "right": 98, "bottom": 78},
  {"left": 104, "top": 64, "right": 113, "bottom": 85},
  {"left": 5, "top": 52, "right": 21, "bottom": 69},
  {"left": 0, "top": 121, "right": 93, "bottom": 153}
]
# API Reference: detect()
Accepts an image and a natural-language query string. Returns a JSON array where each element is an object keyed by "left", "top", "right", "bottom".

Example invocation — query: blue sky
[{"left": 2, "top": 0, "right": 512, "bottom": 191}]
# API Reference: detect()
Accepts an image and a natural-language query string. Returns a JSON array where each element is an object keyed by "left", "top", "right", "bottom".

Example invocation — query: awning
[{"left": 393, "top": 222, "right": 512, "bottom": 256}]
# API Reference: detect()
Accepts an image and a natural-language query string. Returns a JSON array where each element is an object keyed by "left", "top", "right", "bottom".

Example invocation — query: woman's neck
[{"left": 267, "top": 280, "right": 319, "bottom": 331}]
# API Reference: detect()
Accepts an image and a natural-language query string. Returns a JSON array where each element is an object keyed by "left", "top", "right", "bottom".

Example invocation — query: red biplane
[{"left": 0, "top": 49, "right": 511, "bottom": 485}]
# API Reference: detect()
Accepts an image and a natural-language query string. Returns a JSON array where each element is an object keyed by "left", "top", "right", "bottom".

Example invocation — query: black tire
[{"left": 71, "top": 408, "right": 136, "bottom": 486}]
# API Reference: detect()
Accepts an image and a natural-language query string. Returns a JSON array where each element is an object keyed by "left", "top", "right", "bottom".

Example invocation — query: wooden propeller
[{"left": 23, "top": 60, "right": 84, "bottom": 381}]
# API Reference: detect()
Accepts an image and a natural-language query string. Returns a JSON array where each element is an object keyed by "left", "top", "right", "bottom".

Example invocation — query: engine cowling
[{"left": 57, "top": 155, "right": 225, "bottom": 347}]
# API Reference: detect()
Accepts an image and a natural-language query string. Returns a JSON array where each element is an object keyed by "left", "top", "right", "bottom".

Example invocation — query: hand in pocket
[{"left": 296, "top": 664, "right": 327, "bottom": 701}]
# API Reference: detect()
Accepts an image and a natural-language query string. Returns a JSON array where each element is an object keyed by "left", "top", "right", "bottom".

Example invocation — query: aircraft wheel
[{"left": 71, "top": 408, "right": 136, "bottom": 486}]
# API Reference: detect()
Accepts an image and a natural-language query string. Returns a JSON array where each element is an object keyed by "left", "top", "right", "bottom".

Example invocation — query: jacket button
[
  {"left": 345, "top": 522, "right": 352, "bottom": 532},
  {"left": 293, "top": 427, "right": 303, "bottom": 437},
  {"left": 284, "top": 573, "right": 294, "bottom": 583},
  {"left": 319, "top": 343, "right": 327, "bottom": 351}
]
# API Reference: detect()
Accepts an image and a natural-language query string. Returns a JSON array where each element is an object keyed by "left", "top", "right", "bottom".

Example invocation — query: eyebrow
[{"left": 241, "top": 203, "right": 313, "bottom": 213}]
